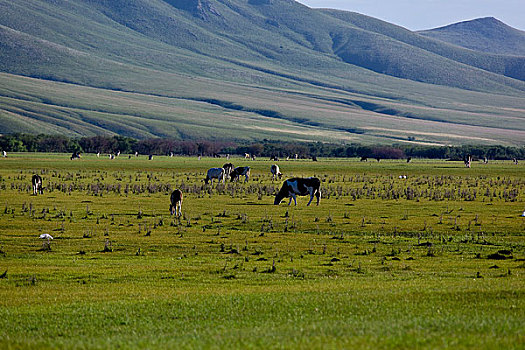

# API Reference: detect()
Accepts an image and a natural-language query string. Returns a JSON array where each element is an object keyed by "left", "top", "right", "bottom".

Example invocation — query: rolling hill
[
  {"left": 0, "top": 0, "right": 524, "bottom": 146},
  {"left": 418, "top": 17, "right": 525, "bottom": 56}
]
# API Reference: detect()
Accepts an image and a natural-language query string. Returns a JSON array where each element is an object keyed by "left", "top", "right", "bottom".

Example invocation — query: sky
[{"left": 296, "top": 0, "right": 525, "bottom": 31}]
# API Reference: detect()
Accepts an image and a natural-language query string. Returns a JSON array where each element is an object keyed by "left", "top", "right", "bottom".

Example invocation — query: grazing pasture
[{"left": 0, "top": 153, "right": 524, "bottom": 349}]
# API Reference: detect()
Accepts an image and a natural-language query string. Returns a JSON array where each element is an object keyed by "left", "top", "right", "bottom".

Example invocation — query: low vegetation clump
[{"left": 0, "top": 153, "right": 523, "bottom": 349}]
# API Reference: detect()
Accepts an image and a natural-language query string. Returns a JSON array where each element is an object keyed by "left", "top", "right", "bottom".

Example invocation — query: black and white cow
[
  {"left": 32, "top": 174, "right": 43, "bottom": 195},
  {"left": 464, "top": 154, "right": 472, "bottom": 168},
  {"left": 70, "top": 151, "right": 81, "bottom": 160},
  {"left": 169, "top": 189, "right": 183, "bottom": 217},
  {"left": 205, "top": 167, "right": 225, "bottom": 185},
  {"left": 230, "top": 166, "right": 250, "bottom": 182},
  {"left": 270, "top": 164, "right": 282, "bottom": 181},
  {"left": 222, "top": 163, "right": 234, "bottom": 180},
  {"left": 274, "top": 177, "right": 321, "bottom": 206}
]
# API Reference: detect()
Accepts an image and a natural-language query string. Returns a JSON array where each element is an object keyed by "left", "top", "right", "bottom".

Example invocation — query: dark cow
[
  {"left": 222, "top": 163, "right": 234, "bottom": 179},
  {"left": 360, "top": 157, "right": 368, "bottom": 162},
  {"left": 169, "top": 189, "right": 183, "bottom": 217},
  {"left": 274, "top": 177, "right": 321, "bottom": 206},
  {"left": 230, "top": 166, "right": 250, "bottom": 182},
  {"left": 70, "top": 151, "right": 81, "bottom": 160},
  {"left": 32, "top": 174, "right": 43, "bottom": 195}
]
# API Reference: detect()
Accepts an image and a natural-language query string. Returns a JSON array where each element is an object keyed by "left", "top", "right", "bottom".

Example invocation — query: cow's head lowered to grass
[{"left": 274, "top": 177, "right": 321, "bottom": 206}]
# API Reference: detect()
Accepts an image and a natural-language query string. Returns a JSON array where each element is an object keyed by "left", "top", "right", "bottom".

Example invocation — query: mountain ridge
[{"left": 418, "top": 17, "right": 525, "bottom": 56}]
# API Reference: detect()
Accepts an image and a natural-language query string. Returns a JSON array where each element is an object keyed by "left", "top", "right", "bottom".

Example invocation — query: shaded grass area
[
  {"left": 0, "top": 154, "right": 524, "bottom": 348},
  {"left": 1, "top": 280, "right": 523, "bottom": 349}
]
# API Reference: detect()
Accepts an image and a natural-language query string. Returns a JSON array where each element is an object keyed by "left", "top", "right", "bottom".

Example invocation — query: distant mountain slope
[
  {"left": 0, "top": 0, "right": 524, "bottom": 145},
  {"left": 418, "top": 17, "right": 525, "bottom": 56},
  {"left": 1, "top": 0, "right": 524, "bottom": 91},
  {"left": 320, "top": 10, "right": 525, "bottom": 83}
]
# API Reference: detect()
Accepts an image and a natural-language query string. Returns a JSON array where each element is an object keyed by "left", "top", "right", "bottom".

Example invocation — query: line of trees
[{"left": 0, "top": 134, "right": 523, "bottom": 160}]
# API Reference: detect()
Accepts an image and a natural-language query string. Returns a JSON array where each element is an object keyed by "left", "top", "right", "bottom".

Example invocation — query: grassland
[
  {"left": 0, "top": 154, "right": 525, "bottom": 349},
  {"left": 0, "top": 154, "right": 524, "bottom": 349}
]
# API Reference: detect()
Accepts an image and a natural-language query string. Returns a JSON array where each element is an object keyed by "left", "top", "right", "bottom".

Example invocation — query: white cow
[
  {"left": 271, "top": 164, "right": 282, "bottom": 180},
  {"left": 205, "top": 168, "right": 225, "bottom": 185}
]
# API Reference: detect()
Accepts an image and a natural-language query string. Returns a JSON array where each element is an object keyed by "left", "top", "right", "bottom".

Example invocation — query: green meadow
[{"left": 0, "top": 153, "right": 524, "bottom": 349}]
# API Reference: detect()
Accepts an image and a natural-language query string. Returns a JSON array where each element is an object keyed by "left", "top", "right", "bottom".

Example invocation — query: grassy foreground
[{"left": 0, "top": 153, "right": 524, "bottom": 349}]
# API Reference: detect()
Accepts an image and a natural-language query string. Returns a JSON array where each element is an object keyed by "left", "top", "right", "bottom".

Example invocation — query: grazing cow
[
  {"left": 70, "top": 151, "right": 81, "bottom": 160},
  {"left": 2, "top": 151, "right": 6, "bottom": 157},
  {"left": 274, "top": 177, "right": 321, "bottom": 206},
  {"left": 270, "top": 164, "right": 282, "bottom": 180},
  {"left": 169, "top": 189, "right": 183, "bottom": 217},
  {"left": 360, "top": 157, "right": 368, "bottom": 162},
  {"left": 205, "top": 167, "right": 225, "bottom": 185},
  {"left": 312, "top": 156, "right": 317, "bottom": 162},
  {"left": 407, "top": 157, "right": 412, "bottom": 163},
  {"left": 245, "top": 153, "right": 250, "bottom": 159},
  {"left": 32, "top": 174, "right": 43, "bottom": 195},
  {"left": 222, "top": 163, "right": 234, "bottom": 179},
  {"left": 230, "top": 166, "right": 250, "bottom": 182}
]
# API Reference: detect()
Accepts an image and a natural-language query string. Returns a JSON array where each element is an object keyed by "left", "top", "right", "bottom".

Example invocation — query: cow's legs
[
  {"left": 307, "top": 194, "right": 313, "bottom": 206},
  {"left": 306, "top": 188, "right": 315, "bottom": 206},
  {"left": 177, "top": 202, "right": 182, "bottom": 217}
]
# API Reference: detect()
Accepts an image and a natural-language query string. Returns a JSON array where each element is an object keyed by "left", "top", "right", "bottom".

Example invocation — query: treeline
[{"left": 0, "top": 134, "right": 524, "bottom": 160}]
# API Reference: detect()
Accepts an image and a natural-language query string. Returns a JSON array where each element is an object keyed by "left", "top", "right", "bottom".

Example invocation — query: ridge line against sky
[{"left": 296, "top": 0, "right": 525, "bottom": 31}]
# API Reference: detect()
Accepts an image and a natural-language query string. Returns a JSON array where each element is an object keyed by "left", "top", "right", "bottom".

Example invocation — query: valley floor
[{"left": 0, "top": 154, "right": 524, "bottom": 349}]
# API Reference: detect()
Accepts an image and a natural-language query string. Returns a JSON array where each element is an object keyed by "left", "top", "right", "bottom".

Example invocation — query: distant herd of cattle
[
  {"left": 169, "top": 162, "right": 320, "bottom": 215},
  {"left": 30, "top": 161, "right": 321, "bottom": 218},
  {"left": 29, "top": 153, "right": 517, "bottom": 217}
]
